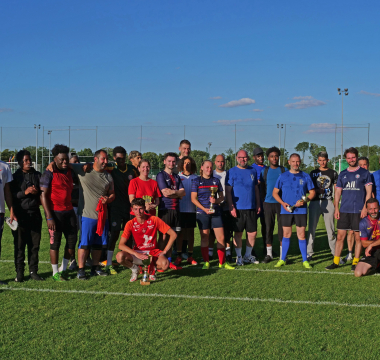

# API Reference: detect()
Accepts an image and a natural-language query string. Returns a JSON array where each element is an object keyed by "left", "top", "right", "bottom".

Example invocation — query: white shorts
[{"left": 132, "top": 250, "right": 150, "bottom": 265}]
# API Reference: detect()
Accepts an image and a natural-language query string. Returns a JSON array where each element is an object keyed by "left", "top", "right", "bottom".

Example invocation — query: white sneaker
[
  {"left": 68, "top": 259, "right": 77, "bottom": 271},
  {"left": 130, "top": 270, "right": 139, "bottom": 282},
  {"left": 181, "top": 253, "right": 188, "bottom": 260},
  {"left": 236, "top": 256, "right": 244, "bottom": 266},
  {"left": 243, "top": 255, "right": 259, "bottom": 264},
  {"left": 149, "top": 274, "right": 156, "bottom": 281},
  {"left": 345, "top": 253, "right": 353, "bottom": 261}
]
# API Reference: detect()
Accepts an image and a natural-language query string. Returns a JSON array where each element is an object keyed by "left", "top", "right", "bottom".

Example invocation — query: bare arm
[
  {"left": 40, "top": 187, "right": 55, "bottom": 231},
  {"left": 255, "top": 184, "right": 261, "bottom": 214},
  {"left": 161, "top": 188, "right": 185, "bottom": 199},
  {"left": 364, "top": 238, "right": 380, "bottom": 257},
  {"left": 118, "top": 236, "right": 148, "bottom": 260},
  {"left": 361, "top": 185, "right": 372, "bottom": 218},
  {"left": 225, "top": 186, "right": 236, "bottom": 217},
  {"left": 191, "top": 192, "right": 213, "bottom": 215},
  {"left": 334, "top": 187, "right": 342, "bottom": 220},
  {"left": 272, "top": 187, "right": 291, "bottom": 212},
  {"left": 162, "top": 228, "right": 177, "bottom": 255},
  {"left": 4, "top": 183, "right": 17, "bottom": 222}
]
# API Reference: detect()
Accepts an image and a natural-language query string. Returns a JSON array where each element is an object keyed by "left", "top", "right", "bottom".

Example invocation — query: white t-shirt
[
  {"left": 179, "top": 173, "right": 198, "bottom": 213},
  {"left": 0, "top": 161, "right": 13, "bottom": 213},
  {"left": 213, "top": 169, "right": 228, "bottom": 211}
]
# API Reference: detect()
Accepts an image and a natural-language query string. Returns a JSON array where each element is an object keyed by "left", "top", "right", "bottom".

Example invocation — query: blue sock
[
  {"left": 298, "top": 239, "right": 307, "bottom": 262},
  {"left": 281, "top": 238, "right": 290, "bottom": 261}
]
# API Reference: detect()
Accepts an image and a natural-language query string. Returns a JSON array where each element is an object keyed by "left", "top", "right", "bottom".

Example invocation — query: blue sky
[{"left": 1, "top": 0, "right": 379, "bottom": 158}]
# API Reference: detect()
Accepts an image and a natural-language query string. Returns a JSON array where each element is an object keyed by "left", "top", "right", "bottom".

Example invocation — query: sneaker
[
  {"left": 174, "top": 256, "right": 182, "bottom": 266},
  {"left": 149, "top": 274, "right": 156, "bottom": 281},
  {"left": 243, "top": 255, "right": 259, "bottom": 264},
  {"left": 202, "top": 262, "right": 210, "bottom": 270},
  {"left": 130, "top": 270, "right": 139, "bottom": 282},
  {"left": 226, "top": 254, "right": 233, "bottom": 263},
  {"left": 30, "top": 272, "right": 44, "bottom": 281},
  {"left": 339, "top": 258, "right": 346, "bottom": 265},
  {"left": 181, "top": 253, "right": 189, "bottom": 260},
  {"left": 77, "top": 269, "right": 86, "bottom": 280},
  {"left": 351, "top": 264, "right": 356, "bottom": 271},
  {"left": 68, "top": 259, "right": 77, "bottom": 271},
  {"left": 186, "top": 256, "right": 198, "bottom": 265},
  {"left": 307, "top": 255, "right": 313, "bottom": 262},
  {"left": 274, "top": 260, "right": 285, "bottom": 268},
  {"left": 90, "top": 268, "right": 108, "bottom": 277},
  {"left": 52, "top": 272, "right": 67, "bottom": 282},
  {"left": 85, "top": 258, "right": 93, "bottom": 267},
  {"left": 106, "top": 265, "right": 117, "bottom": 275},
  {"left": 219, "top": 262, "right": 234, "bottom": 270},
  {"left": 15, "top": 271, "right": 24, "bottom": 282},
  {"left": 263, "top": 255, "right": 273, "bottom": 264},
  {"left": 236, "top": 256, "right": 244, "bottom": 266},
  {"left": 169, "top": 262, "right": 182, "bottom": 270},
  {"left": 303, "top": 261, "right": 312, "bottom": 269},
  {"left": 325, "top": 263, "right": 339, "bottom": 270}
]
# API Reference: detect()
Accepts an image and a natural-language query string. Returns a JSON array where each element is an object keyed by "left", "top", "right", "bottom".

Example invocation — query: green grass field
[{"left": 1, "top": 212, "right": 380, "bottom": 360}]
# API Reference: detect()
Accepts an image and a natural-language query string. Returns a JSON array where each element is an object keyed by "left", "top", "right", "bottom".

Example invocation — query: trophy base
[
  {"left": 208, "top": 209, "right": 215, "bottom": 214},
  {"left": 140, "top": 280, "right": 151, "bottom": 286}
]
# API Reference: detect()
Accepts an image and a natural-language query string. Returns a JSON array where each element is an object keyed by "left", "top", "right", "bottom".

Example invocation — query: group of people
[{"left": 1, "top": 139, "right": 380, "bottom": 285}]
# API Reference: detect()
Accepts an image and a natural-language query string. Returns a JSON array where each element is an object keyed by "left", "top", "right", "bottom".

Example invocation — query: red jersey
[
  {"left": 128, "top": 177, "right": 161, "bottom": 215},
  {"left": 121, "top": 215, "right": 170, "bottom": 251}
]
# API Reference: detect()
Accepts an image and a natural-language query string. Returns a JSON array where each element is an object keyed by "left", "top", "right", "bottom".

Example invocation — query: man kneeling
[
  {"left": 117, "top": 198, "right": 177, "bottom": 282},
  {"left": 355, "top": 198, "right": 380, "bottom": 277}
]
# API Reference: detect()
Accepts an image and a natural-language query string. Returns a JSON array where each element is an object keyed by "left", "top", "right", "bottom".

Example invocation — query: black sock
[
  {"left": 91, "top": 265, "right": 97, "bottom": 272},
  {"left": 78, "top": 267, "right": 84, "bottom": 272}
]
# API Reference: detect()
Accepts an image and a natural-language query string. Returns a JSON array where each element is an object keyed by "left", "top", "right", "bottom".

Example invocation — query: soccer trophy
[
  {"left": 209, "top": 186, "right": 218, "bottom": 213},
  {"left": 140, "top": 257, "right": 151, "bottom": 286},
  {"left": 287, "top": 195, "right": 310, "bottom": 213},
  {"left": 316, "top": 175, "right": 331, "bottom": 199}
]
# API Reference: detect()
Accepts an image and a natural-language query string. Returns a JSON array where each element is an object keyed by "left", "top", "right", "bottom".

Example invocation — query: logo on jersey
[
  {"left": 128, "top": 175, "right": 133, "bottom": 180},
  {"left": 345, "top": 181, "right": 357, "bottom": 189},
  {"left": 112, "top": 222, "right": 117, "bottom": 227},
  {"left": 355, "top": 174, "right": 360, "bottom": 179},
  {"left": 299, "top": 179, "right": 304, "bottom": 185},
  {"left": 142, "top": 235, "right": 153, "bottom": 248},
  {"left": 250, "top": 174, "right": 255, "bottom": 181}
]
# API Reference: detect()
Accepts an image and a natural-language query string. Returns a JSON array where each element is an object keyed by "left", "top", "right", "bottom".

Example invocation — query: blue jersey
[
  {"left": 336, "top": 167, "right": 372, "bottom": 213},
  {"left": 274, "top": 171, "right": 314, "bottom": 214},
  {"left": 260, "top": 167, "right": 287, "bottom": 203},
  {"left": 191, "top": 176, "right": 223, "bottom": 214},
  {"left": 359, "top": 216, "right": 380, "bottom": 251},
  {"left": 252, "top": 163, "right": 266, "bottom": 181},
  {"left": 372, "top": 170, "right": 380, "bottom": 203},
  {"left": 156, "top": 171, "right": 184, "bottom": 211},
  {"left": 226, "top": 166, "right": 258, "bottom": 210}
]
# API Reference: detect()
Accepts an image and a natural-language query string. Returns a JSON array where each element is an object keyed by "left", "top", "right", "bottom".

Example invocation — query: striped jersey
[
  {"left": 156, "top": 170, "right": 184, "bottom": 211},
  {"left": 179, "top": 173, "right": 197, "bottom": 213},
  {"left": 191, "top": 176, "right": 223, "bottom": 215}
]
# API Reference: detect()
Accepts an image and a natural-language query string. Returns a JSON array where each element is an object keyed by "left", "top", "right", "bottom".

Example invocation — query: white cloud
[
  {"left": 213, "top": 118, "right": 262, "bottom": 125},
  {"left": 250, "top": 109, "right": 264, "bottom": 112},
  {"left": 0, "top": 108, "right": 13, "bottom": 113},
  {"left": 219, "top": 98, "right": 255, "bottom": 108},
  {"left": 210, "top": 96, "right": 222, "bottom": 100},
  {"left": 304, "top": 123, "right": 337, "bottom": 134},
  {"left": 285, "top": 96, "right": 326, "bottom": 109},
  {"left": 359, "top": 90, "right": 380, "bottom": 97}
]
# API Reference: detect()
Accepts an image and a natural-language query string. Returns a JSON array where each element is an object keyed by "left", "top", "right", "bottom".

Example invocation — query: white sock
[
  {"left": 280, "top": 246, "right": 282, "bottom": 259},
  {"left": 208, "top": 247, "right": 214, "bottom": 256},
  {"left": 267, "top": 246, "right": 273, "bottom": 258},
  {"left": 245, "top": 246, "right": 253, "bottom": 257},
  {"left": 226, "top": 247, "right": 231, "bottom": 256},
  {"left": 59, "top": 258, "right": 69, "bottom": 272},
  {"left": 130, "top": 264, "right": 139, "bottom": 272},
  {"left": 235, "top": 248, "right": 242, "bottom": 257},
  {"left": 107, "top": 251, "right": 114, "bottom": 266},
  {"left": 52, "top": 264, "right": 59, "bottom": 275}
]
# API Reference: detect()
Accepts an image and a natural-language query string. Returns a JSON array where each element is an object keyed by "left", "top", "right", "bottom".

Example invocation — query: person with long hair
[{"left": 191, "top": 160, "right": 234, "bottom": 270}]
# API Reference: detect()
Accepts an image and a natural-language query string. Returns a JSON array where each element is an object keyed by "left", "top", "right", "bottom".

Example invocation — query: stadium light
[{"left": 337, "top": 88, "right": 348, "bottom": 161}]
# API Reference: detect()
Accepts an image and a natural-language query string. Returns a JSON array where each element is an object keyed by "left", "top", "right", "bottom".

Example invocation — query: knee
[
  {"left": 354, "top": 270, "right": 363, "bottom": 278},
  {"left": 116, "top": 251, "right": 125, "bottom": 263}
]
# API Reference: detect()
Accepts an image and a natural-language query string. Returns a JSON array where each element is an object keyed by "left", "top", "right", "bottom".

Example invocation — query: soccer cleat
[
  {"left": 106, "top": 265, "right": 117, "bottom": 275},
  {"left": 61, "top": 269, "right": 71, "bottom": 280},
  {"left": 90, "top": 268, "right": 108, "bottom": 277},
  {"left": 68, "top": 259, "right": 78, "bottom": 271},
  {"left": 52, "top": 272, "right": 67, "bottom": 282},
  {"left": 243, "top": 255, "right": 259, "bottom": 264},
  {"left": 263, "top": 255, "right": 273, "bottom": 264},
  {"left": 77, "top": 269, "right": 86, "bottom": 280},
  {"left": 307, "top": 255, "right": 313, "bottom": 262},
  {"left": 351, "top": 264, "right": 356, "bottom": 271},
  {"left": 149, "top": 274, "right": 156, "bottom": 281},
  {"left": 303, "top": 261, "right": 312, "bottom": 269},
  {"left": 169, "top": 262, "right": 182, "bottom": 270},
  {"left": 325, "top": 263, "right": 339, "bottom": 270},
  {"left": 85, "top": 258, "right": 93, "bottom": 267},
  {"left": 202, "top": 262, "right": 210, "bottom": 270},
  {"left": 15, "top": 270, "right": 24, "bottom": 283},
  {"left": 236, "top": 256, "right": 244, "bottom": 266},
  {"left": 174, "top": 256, "right": 182, "bottom": 266},
  {"left": 30, "top": 272, "right": 44, "bottom": 281},
  {"left": 274, "top": 260, "right": 286, "bottom": 268},
  {"left": 186, "top": 256, "right": 198, "bottom": 265},
  {"left": 219, "top": 262, "right": 234, "bottom": 270}
]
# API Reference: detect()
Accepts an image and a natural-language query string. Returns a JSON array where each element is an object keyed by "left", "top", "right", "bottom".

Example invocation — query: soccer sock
[
  {"left": 61, "top": 258, "right": 69, "bottom": 271},
  {"left": 245, "top": 246, "right": 253, "bottom": 257},
  {"left": 281, "top": 238, "right": 290, "bottom": 261},
  {"left": 333, "top": 256, "right": 340, "bottom": 265},
  {"left": 298, "top": 239, "right": 307, "bottom": 262},
  {"left": 201, "top": 247, "right": 209, "bottom": 262},
  {"left": 208, "top": 247, "right": 214, "bottom": 257},
  {"left": 353, "top": 257, "right": 360, "bottom": 266},
  {"left": 52, "top": 264, "right": 59, "bottom": 275},
  {"left": 235, "top": 247, "right": 242, "bottom": 257},
  {"left": 217, "top": 248, "right": 226, "bottom": 265},
  {"left": 107, "top": 251, "right": 114, "bottom": 266},
  {"left": 267, "top": 246, "right": 273, "bottom": 258}
]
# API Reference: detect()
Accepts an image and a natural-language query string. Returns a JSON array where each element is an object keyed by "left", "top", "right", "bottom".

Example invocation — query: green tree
[
  {"left": 294, "top": 142, "right": 310, "bottom": 164},
  {"left": 309, "top": 143, "right": 326, "bottom": 169},
  {"left": 224, "top": 148, "right": 235, "bottom": 170},
  {"left": 142, "top": 152, "right": 162, "bottom": 169},
  {"left": 191, "top": 150, "right": 209, "bottom": 173}
]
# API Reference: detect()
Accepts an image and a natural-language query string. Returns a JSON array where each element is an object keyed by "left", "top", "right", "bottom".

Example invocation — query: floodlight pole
[{"left": 337, "top": 88, "right": 348, "bottom": 160}]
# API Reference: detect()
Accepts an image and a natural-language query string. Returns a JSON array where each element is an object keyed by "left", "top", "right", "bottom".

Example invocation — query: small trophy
[
  {"left": 317, "top": 175, "right": 331, "bottom": 199},
  {"left": 287, "top": 195, "right": 309, "bottom": 213},
  {"left": 209, "top": 186, "right": 218, "bottom": 213},
  {"left": 140, "top": 257, "right": 151, "bottom": 286}
]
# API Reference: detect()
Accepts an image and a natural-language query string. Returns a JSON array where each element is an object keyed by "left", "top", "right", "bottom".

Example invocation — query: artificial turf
[{"left": 1, "top": 212, "right": 379, "bottom": 360}]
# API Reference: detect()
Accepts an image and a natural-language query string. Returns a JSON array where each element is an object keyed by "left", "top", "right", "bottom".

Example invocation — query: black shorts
[
  {"left": 231, "top": 209, "right": 257, "bottom": 233},
  {"left": 158, "top": 209, "right": 181, "bottom": 232},
  {"left": 281, "top": 213, "right": 307, "bottom": 227},
  {"left": 180, "top": 212, "right": 196, "bottom": 229},
  {"left": 109, "top": 210, "right": 130, "bottom": 232},
  {"left": 196, "top": 212, "right": 223, "bottom": 230},
  {"left": 48, "top": 210, "right": 77, "bottom": 251},
  {"left": 359, "top": 248, "right": 380, "bottom": 269},
  {"left": 337, "top": 213, "right": 361, "bottom": 231}
]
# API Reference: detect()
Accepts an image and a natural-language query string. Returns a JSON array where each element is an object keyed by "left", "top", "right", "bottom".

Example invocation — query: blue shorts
[
  {"left": 78, "top": 217, "right": 109, "bottom": 250},
  {"left": 196, "top": 212, "right": 223, "bottom": 230}
]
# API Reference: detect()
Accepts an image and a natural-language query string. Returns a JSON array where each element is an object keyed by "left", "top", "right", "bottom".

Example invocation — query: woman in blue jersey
[{"left": 191, "top": 160, "right": 234, "bottom": 270}]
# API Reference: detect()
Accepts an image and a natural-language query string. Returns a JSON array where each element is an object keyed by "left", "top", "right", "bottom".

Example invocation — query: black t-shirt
[{"left": 309, "top": 168, "right": 338, "bottom": 201}]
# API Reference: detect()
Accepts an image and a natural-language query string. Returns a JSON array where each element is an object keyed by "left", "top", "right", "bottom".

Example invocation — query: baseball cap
[{"left": 253, "top": 147, "right": 264, "bottom": 156}]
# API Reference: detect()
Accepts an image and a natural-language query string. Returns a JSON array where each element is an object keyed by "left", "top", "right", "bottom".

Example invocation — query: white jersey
[
  {"left": 0, "top": 161, "right": 13, "bottom": 213},
  {"left": 213, "top": 169, "right": 228, "bottom": 211},
  {"left": 179, "top": 173, "right": 197, "bottom": 213}
]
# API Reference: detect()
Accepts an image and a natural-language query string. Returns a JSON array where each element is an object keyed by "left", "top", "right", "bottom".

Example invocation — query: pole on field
[
  {"left": 337, "top": 88, "right": 349, "bottom": 160},
  {"left": 42, "top": 126, "right": 44, "bottom": 168},
  {"left": 48, "top": 130, "right": 52, "bottom": 163}
]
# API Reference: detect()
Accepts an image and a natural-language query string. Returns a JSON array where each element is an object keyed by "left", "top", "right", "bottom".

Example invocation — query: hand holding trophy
[
  {"left": 208, "top": 186, "right": 218, "bottom": 214},
  {"left": 286, "top": 195, "right": 310, "bottom": 213}
]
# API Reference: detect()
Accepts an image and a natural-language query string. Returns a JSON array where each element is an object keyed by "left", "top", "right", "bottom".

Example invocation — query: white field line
[{"left": 1, "top": 286, "right": 380, "bottom": 308}]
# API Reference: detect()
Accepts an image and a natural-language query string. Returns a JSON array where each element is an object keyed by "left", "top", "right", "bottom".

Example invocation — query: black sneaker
[
  {"left": 30, "top": 272, "right": 44, "bottom": 281},
  {"left": 307, "top": 255, "right": 313, "bottom": 262},
  {"left": 15, "top": 271, "right": 24, "bottom": 282},
  {"left": 77, "top": 269, "right": 87, "bottom": 280},
  {"left": 351, "top": 265, "right": 356, "bottom": 271},
  {"left": 226, "top": 254, "right": 233, "bottom": 263},
  {"left": 90, "top": 267, "right": 108, "bottom": 277},
  {"left": 262, "top": 255, "right": 273, "bottom": 264},
  {"left": 325, "top": 263, "right": 339, "bottom": 270}
]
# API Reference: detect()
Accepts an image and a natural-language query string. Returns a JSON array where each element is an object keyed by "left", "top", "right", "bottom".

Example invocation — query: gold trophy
[
  {"left": 209, "top": 186, "right": 218, "bottom": 213},
  {"left": 287, "top": 195, "right": 310, "bottom": 213},
  {"left": 140, "top": 257, "right": 151, "bottom": 286}
]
